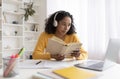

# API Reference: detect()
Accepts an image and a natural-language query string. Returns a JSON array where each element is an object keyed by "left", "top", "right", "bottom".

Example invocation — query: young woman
[{"left": 32, "top": 10, "right": 88, "bottom": 61}]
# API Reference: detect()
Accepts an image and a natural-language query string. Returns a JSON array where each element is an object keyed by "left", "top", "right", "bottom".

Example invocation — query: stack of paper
[{"left": 19, "top": 59, "right": 82, "bottom": 69}]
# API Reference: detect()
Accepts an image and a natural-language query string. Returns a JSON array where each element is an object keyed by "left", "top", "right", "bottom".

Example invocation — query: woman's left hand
[
  {"left": 71, "top": 50, "right": 80, "bottom": 58},
  {"left": 51, "top": 54, "right": 65, "bottom": 61}
]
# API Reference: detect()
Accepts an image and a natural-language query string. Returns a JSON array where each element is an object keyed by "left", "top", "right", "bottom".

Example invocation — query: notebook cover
[{"left": 53, "top": 66, "right": 96, "bottom": 79}]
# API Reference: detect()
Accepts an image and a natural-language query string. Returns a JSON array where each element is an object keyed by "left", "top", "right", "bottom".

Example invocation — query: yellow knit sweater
[{"left": 32, "top": 32, "right": 88, "bottom": 60}]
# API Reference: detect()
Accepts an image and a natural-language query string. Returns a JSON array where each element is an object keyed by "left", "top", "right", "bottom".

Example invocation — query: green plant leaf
[{"left": 24, "top": 2, "right": 36, "bottom": 21}]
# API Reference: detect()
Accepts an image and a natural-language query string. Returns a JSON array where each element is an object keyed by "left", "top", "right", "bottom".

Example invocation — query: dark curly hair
[{"left": 45, "top": 10, "right": 76, "bottom": 35}]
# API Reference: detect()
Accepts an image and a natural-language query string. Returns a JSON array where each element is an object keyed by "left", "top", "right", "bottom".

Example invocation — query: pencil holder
[{"left": 3, "top": 56, "right": 19, "bottom": 77}]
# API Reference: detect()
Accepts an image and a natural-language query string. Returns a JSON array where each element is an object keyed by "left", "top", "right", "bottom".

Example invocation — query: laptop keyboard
[
  {"left": 75, "top": 60, "right": 115, "bottom": 71},
  {"left": 88, "top": 62, "right": 104, "bottom": 68}
]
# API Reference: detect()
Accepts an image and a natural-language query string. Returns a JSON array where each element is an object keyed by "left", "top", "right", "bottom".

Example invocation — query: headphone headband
[
  {"left": 54, "top": 12, "right": 58, "bottom": 21},
  {"left": 53, "top": 12, "right": 59, "bottom": 27}
]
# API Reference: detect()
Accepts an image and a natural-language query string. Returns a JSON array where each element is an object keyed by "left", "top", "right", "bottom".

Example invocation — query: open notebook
[{"left": 75, "top": 39, "right": 120, "bottom": 71}]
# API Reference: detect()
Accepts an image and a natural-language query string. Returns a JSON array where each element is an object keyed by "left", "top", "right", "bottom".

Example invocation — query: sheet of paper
[{"left": 18, "top": 59, "right": 83, "bottom": 69}]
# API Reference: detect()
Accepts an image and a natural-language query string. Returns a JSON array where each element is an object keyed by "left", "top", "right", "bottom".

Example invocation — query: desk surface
[{"left": 0, "top": 59, "right": 120, "bottom": 79}]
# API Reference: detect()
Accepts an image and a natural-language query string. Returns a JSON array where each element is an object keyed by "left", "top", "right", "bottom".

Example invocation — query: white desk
[{"left": 0, "top": 59, "right": 120, "bottom": 79}]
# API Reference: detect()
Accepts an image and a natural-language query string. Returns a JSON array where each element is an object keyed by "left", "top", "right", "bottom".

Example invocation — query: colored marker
[{"left": 18, "top": 48, "right": 25, "bottom": 57}]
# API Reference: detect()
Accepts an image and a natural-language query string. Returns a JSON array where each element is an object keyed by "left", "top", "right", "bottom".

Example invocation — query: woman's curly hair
[{"left": 45, "top": 10, "right": 76, "bottom": 35}]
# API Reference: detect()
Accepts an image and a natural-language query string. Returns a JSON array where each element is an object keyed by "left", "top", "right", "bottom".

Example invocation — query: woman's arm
[
  {"left": 68, "top": 34, "right": 88, "bottom": 60},
  {"left": 32, "top": 32, "right": 51, "bottom": 60}
]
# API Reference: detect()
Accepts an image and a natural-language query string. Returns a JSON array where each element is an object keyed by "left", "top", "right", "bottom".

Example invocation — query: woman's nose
[{"left": 64, "top": 26, "right": 68, "bottom": 30}]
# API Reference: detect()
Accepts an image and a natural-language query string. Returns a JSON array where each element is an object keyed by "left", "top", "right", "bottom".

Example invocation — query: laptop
[
  {"left": 0, "top": 53, "right": 2, "bottom": 68},
  {"left": 75, "top": 39, "right": 120, "bottom": 71}
]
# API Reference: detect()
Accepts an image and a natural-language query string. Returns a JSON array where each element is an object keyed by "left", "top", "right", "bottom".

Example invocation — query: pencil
[{"left": 36, "top": 61, "right": 42, "bottom": 65}]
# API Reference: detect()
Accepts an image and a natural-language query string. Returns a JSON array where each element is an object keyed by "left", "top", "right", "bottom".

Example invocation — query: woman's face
[{"left": 56, "top": 16, "right": 71, "bottom": 36}]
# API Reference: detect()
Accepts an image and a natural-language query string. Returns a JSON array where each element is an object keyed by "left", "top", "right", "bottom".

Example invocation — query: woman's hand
[
  {"left": 51, "top": 54, "right": 65, "bottom": 61},
  {"left": 71, "top": 50, "right": 80, "bottom": 59}
]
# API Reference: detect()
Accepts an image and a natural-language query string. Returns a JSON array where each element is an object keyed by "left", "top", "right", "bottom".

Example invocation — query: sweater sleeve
[
  {"left": 32, "top": 32, "right": 51, "bottom": 60},
  {"left": 70, "top": 34, "right": 88, "bottom": 60},
  {"left": 32, "top": 33, "right": 88, "bottom": 60},
  {"left": 76, "top": 47, "right": 88, "bottom": 60}
]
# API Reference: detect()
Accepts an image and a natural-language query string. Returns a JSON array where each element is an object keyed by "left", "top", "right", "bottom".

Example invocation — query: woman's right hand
[{"left": 51, "top": 54, "right": 65, "bottom": 61}]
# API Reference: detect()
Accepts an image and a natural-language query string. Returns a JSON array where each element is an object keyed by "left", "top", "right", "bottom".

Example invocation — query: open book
[{"left": 46, "top": 36, "right": 82, "bottom": 55}]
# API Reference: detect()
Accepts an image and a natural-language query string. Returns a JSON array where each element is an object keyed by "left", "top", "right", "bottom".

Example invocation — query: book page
[
  {"left": 61, "top": 43, "right": 82, "bottom": 55},
  {"left": 51, "top": 36, "right": 66, "bottom": 45},
  {"left": 46, "top": 39, "right": 65, "bottom": 54}
]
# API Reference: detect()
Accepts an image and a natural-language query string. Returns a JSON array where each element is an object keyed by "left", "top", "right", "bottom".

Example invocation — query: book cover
[
  {"left": 53, "top": 66, "right": 96, "bottom": 79},
  {"left": 46, "top": 36, "right": 82, "bottom": 55}
]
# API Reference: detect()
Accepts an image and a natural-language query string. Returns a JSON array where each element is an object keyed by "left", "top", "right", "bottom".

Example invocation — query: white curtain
[
  {"left": 75, "top": 0, "right": 120, "bottom": 60},
  {"left": 86, "top": 0, "right": 107, "bottom": 59},
  {"left": 46, "top": 0, "right": 120, "bottom": 60}
]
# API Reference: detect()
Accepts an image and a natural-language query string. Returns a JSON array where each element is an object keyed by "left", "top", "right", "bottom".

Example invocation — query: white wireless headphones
[{"left": 53, "top": 12, "right": 59, "bottom": 27}]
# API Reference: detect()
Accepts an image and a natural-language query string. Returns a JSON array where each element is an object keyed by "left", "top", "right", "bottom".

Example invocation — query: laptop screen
[
  {"left": 104, "top": 39, "right": 120, "bottom": 63},
  {"left": 0, "top": 53, "right": 2, "bottom": 68}
]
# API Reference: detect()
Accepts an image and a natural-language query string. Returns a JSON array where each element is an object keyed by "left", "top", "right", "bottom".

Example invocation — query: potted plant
[{"left": 23, "top": 2, "right": 35, "bottom": 21}]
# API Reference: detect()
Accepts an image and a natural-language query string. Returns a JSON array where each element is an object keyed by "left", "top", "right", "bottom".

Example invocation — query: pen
[{"left": 36, "top": 61, "right": 42, "bottom": 65}]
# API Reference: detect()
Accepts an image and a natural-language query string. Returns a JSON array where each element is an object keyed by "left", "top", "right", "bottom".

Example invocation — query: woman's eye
[
  {"left": 61, "top": 22, "right": 71, "bottom": 27},
  {"left": 63, "top": 24, "right": 66, "bottom": 26},
  {"left": 68, "top": 24, "right": 71, "bottom": 27},
  {"left": 61, "top": 23, "right": 66, "bottom": 26}
]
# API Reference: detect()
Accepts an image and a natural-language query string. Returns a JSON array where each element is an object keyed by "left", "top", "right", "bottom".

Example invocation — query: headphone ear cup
[{"left": 53, "top": 20, "right": 58, "bottom": 27}]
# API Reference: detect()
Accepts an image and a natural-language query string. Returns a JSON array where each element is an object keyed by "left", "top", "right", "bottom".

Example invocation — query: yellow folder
[{"left": 53, "top": 66, "right": 96, "bottom": 79}]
